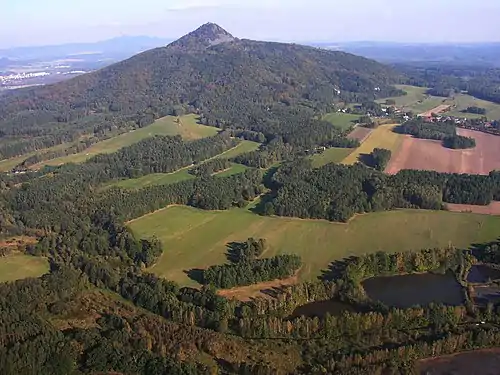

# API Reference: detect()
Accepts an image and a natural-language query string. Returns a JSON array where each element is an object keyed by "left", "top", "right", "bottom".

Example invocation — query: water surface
[
  {"left": 467, "top": 265, "right": 500, "bottom": 284},
  {"left": 362, "top": 273, "right": 464, "bottom": 308}
]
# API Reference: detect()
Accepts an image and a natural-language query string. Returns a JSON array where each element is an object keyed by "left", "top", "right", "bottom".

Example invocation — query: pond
[
  {"left": 473, "top": 285, "right": 500, "bottom": 306},
  {"left": 362, "top": 273, "right": 464, "bottom": 309},
  {"left": 467, "top": 264, "right": 500, "bottom": 284},
  {"left": 291, "top": 299, "right": 356, "bottom": 319}
]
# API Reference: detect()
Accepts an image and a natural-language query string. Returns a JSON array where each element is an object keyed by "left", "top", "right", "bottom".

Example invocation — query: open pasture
[
  {"left": 386, "top": 129, "right": 500, "bottom": 175},
  {"left": 0, "top": 254, "right": 49, "bottom": 283},
  {"left": 342, "top": 124, "right": 404, "bottom": 165},
  {"left": 322, "top": 112, "right": 361, "bottom": 131},
  {"left": 128, "top": 206, "right": 500, "bottom": 287},
  {"left": 38, "top": 115, "right": 219, "bottom": 167},
  {"left": 309, "top": 147, "right": 354, "bottom": 168}
]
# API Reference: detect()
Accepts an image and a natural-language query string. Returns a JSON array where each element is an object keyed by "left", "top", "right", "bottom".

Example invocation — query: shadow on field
[
  {"left": 319, "top": 256, "right": 358, "bottom": 281},
  {"left": 185, "top": 268, "right": 205, "bottom": 284},
  {"left": 358, "top": 153, "right": 375, "bottom": 168},
  {"left": 249, "top": 192, "right": 276, "bottom": 215}
]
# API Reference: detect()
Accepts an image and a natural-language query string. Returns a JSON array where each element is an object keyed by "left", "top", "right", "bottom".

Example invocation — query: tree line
[{"left": 261, "top": 159, "right": 500, "bottom": 222}]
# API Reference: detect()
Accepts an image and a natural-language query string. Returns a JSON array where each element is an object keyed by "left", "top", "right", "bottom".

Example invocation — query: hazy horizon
[{"left": 3, "top": 0, "right": 500, "bottom": 49}]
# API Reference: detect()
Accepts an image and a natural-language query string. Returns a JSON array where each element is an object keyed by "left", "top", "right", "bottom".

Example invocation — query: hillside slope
[{"left": 0, "top": 23, "right": 402, "bottom": 159}]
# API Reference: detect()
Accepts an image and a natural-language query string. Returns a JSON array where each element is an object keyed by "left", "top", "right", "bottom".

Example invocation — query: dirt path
[{"left": 419, "top": 104, "right": 452, "bottom": 117}]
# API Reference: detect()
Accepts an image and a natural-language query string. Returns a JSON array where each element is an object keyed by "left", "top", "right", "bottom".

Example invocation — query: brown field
[
  {"left": 386, "top": 129, "right": 500, "bottom": 175},
  {"left": 418, "top": 348, "right": 500, "bottom": 375},
  {"left": 217, "top": 274, "right": 298, "bottom": 301},
  {"left": 347, "top": 127, "right": 372, "bottom": 142},
  {"left": 419, "top": 104, "right": 452, "bottom": 117},
  {"left": 447, "top": 201, "right": 500, "bottom": 215}
]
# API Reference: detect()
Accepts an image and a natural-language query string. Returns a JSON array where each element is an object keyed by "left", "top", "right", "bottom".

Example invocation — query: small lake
[
  {"left": 362, "top": 273, "right": 464, "bottom": 309},
  {"left": 467, "top": 265, "right": 500, "bottom": 284},
  {"left": 291, "top": 299, "right": 356, "bottom": 318}
]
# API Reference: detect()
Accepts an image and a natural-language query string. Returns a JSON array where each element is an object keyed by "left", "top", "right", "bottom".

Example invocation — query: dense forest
[
  {"left": 397, "top": 62, "right": 500, "bottom": 105},
  {"left": 261, "top": 159, "right": 500, "bottom": 222}
]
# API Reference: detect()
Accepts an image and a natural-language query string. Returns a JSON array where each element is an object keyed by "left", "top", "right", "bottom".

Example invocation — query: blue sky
[{"left": 2, "top": 0, "right": 500, "bottom": 47}]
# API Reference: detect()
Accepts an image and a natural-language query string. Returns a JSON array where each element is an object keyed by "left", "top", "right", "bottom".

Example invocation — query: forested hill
[{"left": 0, "top": 23, "right": 401, "bottom": 158}]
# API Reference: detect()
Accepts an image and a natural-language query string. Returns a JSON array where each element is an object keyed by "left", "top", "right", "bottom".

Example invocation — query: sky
[{"left": 2, "top": 0, "right": 500, "bottom": 48}]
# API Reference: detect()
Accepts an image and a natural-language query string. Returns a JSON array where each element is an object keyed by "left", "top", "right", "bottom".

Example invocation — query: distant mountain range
[
  {"left": 313, "top": 41, "right": 500, "bottom": 66},
  {"left": 3, "top": 34, "right": 500, "bottom": 68},
  {"left": 0, "top": 36, "right": 171, "bottom": 61}
]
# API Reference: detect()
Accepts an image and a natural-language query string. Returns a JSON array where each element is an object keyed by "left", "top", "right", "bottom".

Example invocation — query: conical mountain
[
  {"left": 0, "top": 24, "right": 402, "bottom": 151},
  {"left": 168, "top": 22, "right": 236, "bottom": 50}
]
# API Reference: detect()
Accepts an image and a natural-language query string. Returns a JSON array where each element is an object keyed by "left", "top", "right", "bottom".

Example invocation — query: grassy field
[
  {"left": 113, "top": 168, "right": 195, "bottom": 190},
  {"left": 379, "top": 85, "right": 500, "bottom": 120},
  {"left": 37, "top": 115, "right": 219, "bottom": 167},
  {"left": 215, "top": 163, "right": 249, "bottom": 177},
  {"left": 112, "top": 163, "right": 249, "bottom": 190},
  {"left": 342, "top": 124, "right": 404, "bottom": 165},
  {"left": 322, "top": 112, "right": 361, "bottom": 131},
  {"left": 214, "top": 140, "right": 260, "bottom": 158},
  {"left": 110, "top": 141, "right": 257, "bottom": 190},
  {"left": 0, "top": 142, "right": 74, "bottom": 172},
  {"left": 0, "top": 254, "right": 49, "bottom": 283},
  {"left": 128, "top": 206, "right": 500, "bottom": 287},
  {"left": 446, "top": 94, "right": 500, "bottom": 120},
  {"left": 310, "top": 147, "right": 354, "bottom": 168},
  {"left": 377, "top": 85, "right": 428, "bottom": 107}
]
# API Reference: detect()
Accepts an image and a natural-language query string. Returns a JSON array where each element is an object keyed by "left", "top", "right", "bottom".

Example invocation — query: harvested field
[
  {"left": 386, "top": 129, "right": 500, "bottom": 175},
  {"left": 418, "top": 349, "right": 500, "bottom": 375},
  {"left": 347, "top": 127, "right": 372, "bottom": 142},
  {"left": 343, "top": 124, "right": 403, "bottom": 165},
  {"left": 447, "top": 201, "right": 500, "bottom": 215}
]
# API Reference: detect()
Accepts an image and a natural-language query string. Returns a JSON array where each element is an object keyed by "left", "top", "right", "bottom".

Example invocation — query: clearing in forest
[
  {"left": 0, "top": 254, "right": 49, "bottom": 283},
  {"left": 342, "top": 124, "right": 404, "bottom": 165},
  {"left": 129, "top": 206, "right": 500, "bottom": 287},
  {"left": 37, "top": 115, "right": 219, "bottom": 167},
  {"left": 309, "top": 147, "right": 354, "bottom": 168},
  {"left": 386, "top": 129, "right": 500, "bottom": 175},
  {"left": 322, "top": 112, "right": 361, "bottom": 131},
  {"left": 108, "top": 141, "right": 257, "bottom": 190}
]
